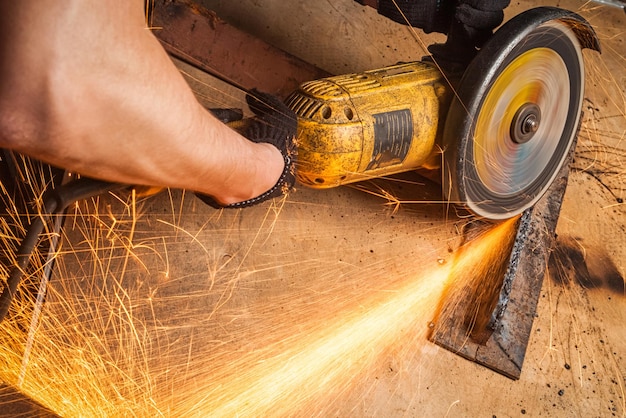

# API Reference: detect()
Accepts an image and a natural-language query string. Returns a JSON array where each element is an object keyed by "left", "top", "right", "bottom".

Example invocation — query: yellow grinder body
[{"left": 286, "top": 62, "right": 449, "bottom": 188}]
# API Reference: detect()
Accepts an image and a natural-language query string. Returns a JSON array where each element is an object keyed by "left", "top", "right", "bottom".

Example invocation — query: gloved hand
[
  {"left": 428, "top": 0, "right": 510, "bottom": 70},
  {"left": 376, "top": 0, "right": 455, "bottom": 34},
  {"left": 357, "top": 0, "right": 509, "bottom": 72},
  {"left": 455, "top": 0, "right": 510, "bottom": 47},
  {"left": 196, "top": 90, "right": 298, "bottom": 209}
]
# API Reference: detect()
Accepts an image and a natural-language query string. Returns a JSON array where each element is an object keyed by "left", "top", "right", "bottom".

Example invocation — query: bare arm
[{"left": 0, "top": 1, "right": 284, "bottom": 205}]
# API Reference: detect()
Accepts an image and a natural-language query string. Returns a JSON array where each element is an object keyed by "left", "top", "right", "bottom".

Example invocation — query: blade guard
[{"left": 442, "top": 7, "right": 600, "bottom": 219}]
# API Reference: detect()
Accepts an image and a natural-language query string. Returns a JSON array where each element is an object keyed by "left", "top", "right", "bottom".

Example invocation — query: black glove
[
  {"left": 362, "top": 0, "right": 509, "bottom": 72},
  {"left": 196, "top": 90, "right": 298, "bottom": 209},
  {"left": 372, "top": 0, "right": 508, "bottom": 38},
  {"left": 428, "top": 0, "right": 510, "bottom": 71},
  {"left": 376, "top": 0, "right": 455, "bottom": 34},
  {"left": 456, "top": 0, "right": 510, "bottom": 36}
]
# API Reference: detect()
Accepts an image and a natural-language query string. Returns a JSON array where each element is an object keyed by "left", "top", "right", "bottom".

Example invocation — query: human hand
[{"left": 197, "top": 90, "right": 298, "bottom": 208}]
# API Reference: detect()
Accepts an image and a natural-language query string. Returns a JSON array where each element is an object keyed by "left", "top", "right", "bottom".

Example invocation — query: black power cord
[{"left": 0, "top": 177, "right": 127, "bottom": 323}]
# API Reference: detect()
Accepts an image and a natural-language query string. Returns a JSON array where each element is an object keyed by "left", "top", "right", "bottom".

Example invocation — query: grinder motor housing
[{"left": 286, "top": 62, "right": 450, "bottom": 188}]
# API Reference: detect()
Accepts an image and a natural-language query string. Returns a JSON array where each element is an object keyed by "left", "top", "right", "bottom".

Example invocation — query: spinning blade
[{"left": 443, "top": 10, "right": 592, "bottom": 219}]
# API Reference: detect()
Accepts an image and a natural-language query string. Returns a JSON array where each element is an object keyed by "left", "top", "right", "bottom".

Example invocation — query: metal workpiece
[
  {"left": 430, "top": 139, "right": 575, "bottom": 380},
  {"left": 149, "top": 0, "right": 330, "bottom": 98}
]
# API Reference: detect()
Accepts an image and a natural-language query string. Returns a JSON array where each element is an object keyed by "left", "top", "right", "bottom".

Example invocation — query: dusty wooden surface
[
  {"left": 180, "top": 1, "right": 626, "bottom": 414},
  {"left": 1, "top": 1, "right": 624, "bottom": 416}
]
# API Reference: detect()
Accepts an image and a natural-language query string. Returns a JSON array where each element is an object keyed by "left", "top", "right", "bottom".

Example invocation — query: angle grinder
[{"left": 286, "top": 7, "right": 600, "bottom": 219}]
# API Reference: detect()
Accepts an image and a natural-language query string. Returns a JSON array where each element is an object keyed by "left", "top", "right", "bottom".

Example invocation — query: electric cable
[{"left": 0, "top": 178, "right": 127, "bottom": 323}]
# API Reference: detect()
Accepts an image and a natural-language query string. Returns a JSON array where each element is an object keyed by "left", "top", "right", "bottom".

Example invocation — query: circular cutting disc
[{"left": 443, "top": 14, "right": 585, "bottom": 219}]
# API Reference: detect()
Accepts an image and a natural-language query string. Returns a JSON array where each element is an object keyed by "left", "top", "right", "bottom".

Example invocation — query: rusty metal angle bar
[
  {"left": 429, "top": 139, "right": 576, "bottom": 380},
  {"left": 150, "top": 0, "right": 331, "bottom": 98}
]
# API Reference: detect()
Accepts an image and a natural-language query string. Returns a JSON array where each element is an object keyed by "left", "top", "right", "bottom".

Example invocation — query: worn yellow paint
[{"left": 287, "top": 61, "right": 449, "bottom": 188}]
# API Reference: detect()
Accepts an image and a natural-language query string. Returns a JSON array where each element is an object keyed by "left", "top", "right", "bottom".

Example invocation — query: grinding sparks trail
[
  {"left": 198, "top": 219, "right": 517, "bottom": 417},
  {"left": 208, "top": 271, "right": 448, "bottom": 417},
  {"left": 0, "top": 177, "right": 518, "bottom": 417}
]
